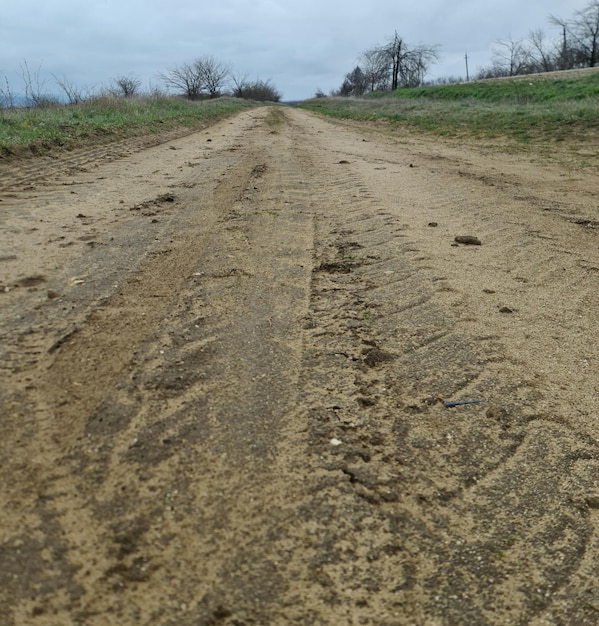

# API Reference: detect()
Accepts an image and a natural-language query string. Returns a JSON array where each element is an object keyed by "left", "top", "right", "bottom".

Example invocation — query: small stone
[
  {"left": 585, "top": 494, "right": 599, "bottom": 509},
  {"left": 428, "top": 222, "right": 438, "bottom": 227},
  {"left": 362, "top": 347, "right": 395, "bottom": 368},
  {"left": 47, "top": 290, "right": 60, "bottom": 299},
  {"left": 499, "top": 306, "right": 513, "bottom": 314},
  {"left": 455, "top": 235, "right": 482, "bottom": 245}
]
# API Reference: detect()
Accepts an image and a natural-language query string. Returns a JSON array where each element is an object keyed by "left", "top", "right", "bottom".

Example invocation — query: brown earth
[{"left": 0, "top": 105, "right": 598, "bottom": 626}]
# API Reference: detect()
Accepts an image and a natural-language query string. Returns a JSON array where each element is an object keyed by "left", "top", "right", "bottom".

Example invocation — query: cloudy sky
[{"left": 1, "top": 0, "right": 586, "bottom": 101}]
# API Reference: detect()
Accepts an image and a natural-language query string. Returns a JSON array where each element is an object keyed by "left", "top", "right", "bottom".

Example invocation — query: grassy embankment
[
  {"left": 0, "top": 96, "right": 257, "bottom": 157},
  {"left": 299, "top": 70, "right": 599, "bottom": 166}
]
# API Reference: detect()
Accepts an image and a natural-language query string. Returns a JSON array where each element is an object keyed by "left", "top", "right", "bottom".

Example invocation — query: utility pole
[{"left": 465, "top": 53, "right": 470, "bottom": 81}]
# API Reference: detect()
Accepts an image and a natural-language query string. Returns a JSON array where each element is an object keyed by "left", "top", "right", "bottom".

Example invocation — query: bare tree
[
  {"left": 527, "top": 29, "right": 558, "bottom": 73},
  {"left": 230, "top": 73, "right": 249, "bottom": 97},
  {"left": 407, "top": 44, "right": 441, "bottom": 86},
  {"left": 384, "top": 33, "right": 404, "bottom": 90},
  {"left": 366, "top": 32, "right": 439, "bottom": 90},
  {"left": 160, "top": 62, "right": 204, "bottom": 99},
  {"left": 489, "top": 37, "right": 532, "bottom": 76},
  {"left": 361, "top": 49, "right": 390, "bottom": 91},
  {"left": 195, "top": 56, "right": 229, "bottom": 98},
  {"left": 161, "top": 57, "right": 229, "bottom": 99},
  {"left": 553, "top": 24, "right": 576, "bottom": 69},
  {"left": 110, "top": 75, "right": 142, "bottom": 98},
  {"left": 550, "top": 0, "right": 599, "bottom": 67}
]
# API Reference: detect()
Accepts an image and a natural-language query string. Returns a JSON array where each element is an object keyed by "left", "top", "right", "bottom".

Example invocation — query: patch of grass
[
  {"left": 0, "top": 96, "right": 257, "bottom": 156},
  {"left": 299, "top": 71, "right": 599, "bottom": 165},
  {"left": 265, "top": 107, "right": 285, "bottom": 128}
]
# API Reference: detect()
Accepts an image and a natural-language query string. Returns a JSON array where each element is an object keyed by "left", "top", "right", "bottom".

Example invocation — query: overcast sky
[{"left": 1, "top": 0, "right": 586, "bottom": 101}]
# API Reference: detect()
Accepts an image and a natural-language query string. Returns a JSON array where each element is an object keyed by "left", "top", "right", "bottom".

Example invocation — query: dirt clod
[{"left": 454, "top": 235, "right": 482, "bottom": 245}]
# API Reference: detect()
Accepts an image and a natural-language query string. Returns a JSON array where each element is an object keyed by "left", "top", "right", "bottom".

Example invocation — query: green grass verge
[
  {"left": 0, "top": 96, "right": 258, "bottom": 156},
  {"left": 298, "top": 72, "right": 599, "bottom": 160},
  {"left": 382, "top": 72, "right": 599, "bottom": 103}
]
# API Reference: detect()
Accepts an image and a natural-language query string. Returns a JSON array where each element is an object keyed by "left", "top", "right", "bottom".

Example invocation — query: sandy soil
[{"left": 1, "top": 106, "right": 598, "bottom": 625}]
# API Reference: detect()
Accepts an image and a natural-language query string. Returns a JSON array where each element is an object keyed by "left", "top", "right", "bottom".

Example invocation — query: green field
[
  {"left": 0, "top": 96, "right": 256, "bottom": 156},
  {"left": 299, "top": 71, "right": 599, "bottom": 160}
]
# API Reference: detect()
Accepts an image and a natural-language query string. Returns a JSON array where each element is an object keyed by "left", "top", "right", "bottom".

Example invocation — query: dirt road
[{"left": 1, "top": 106, "right": 598, "bottom": 625}]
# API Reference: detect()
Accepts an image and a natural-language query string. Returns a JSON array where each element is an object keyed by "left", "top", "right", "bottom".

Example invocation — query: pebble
[{"left": 455, "top": 235, "right": 482, "bottom": 245}]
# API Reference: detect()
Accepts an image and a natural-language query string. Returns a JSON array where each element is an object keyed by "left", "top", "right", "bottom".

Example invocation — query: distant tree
[
  {"left": 550, "top": 0, "right": 599, "bottom": 67},
  {"left": 336, "top": 66, "right": 367, "bottom": 96},
  {"left": 361, "top": 49, "right": 390, "bottom": 91},
  {"left": 110, "top": 75, "right": 142, "bottom": 98},
  {"left": 161, "top": 57, "right": 230, "bottom": 99},
  {"left": 195, "top": 56, "right": 230, "bottom": 98},
  {"left": 314, "top": 88, "right": 327, "bottom": 98},
  {"left": 553, "top": 24, "right": 577, "bottom": 70},
  {"left": 527, "top": 29, "right": 558, "bottom": 73},
  {"left": 489, "top": 37, "right": 532, "bottom": 76},
  {"left": 231, "top": 76, "right": 281, "bottom": 101},
  {"left": 364, "top": 32, "right": 439, "bottom": 90},
  {"left": 160, "top": 62, "right": 204, "bottom": 99}
]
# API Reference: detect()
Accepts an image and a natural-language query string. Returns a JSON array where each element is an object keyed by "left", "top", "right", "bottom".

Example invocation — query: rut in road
[{"left": 1, "top": 107, "right": 598, "bottom": 625}]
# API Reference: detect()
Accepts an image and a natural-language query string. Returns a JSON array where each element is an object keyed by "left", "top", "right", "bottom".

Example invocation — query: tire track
[
  {"left": 0, "top": 119, "right": 235, "bottom": 194},
  {"left": 1, "top": 106, "right": 598, "bottom": 625},
  {"left": 274, "top": 109, "right": 599, "bottom": 624}
]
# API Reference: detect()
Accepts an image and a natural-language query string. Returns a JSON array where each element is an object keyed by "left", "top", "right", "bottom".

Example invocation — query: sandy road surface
[{"left": 1, "top": 106, "right": 598, "bottom": 625}]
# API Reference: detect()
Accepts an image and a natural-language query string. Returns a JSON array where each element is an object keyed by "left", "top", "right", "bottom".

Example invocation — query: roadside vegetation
[
  {"left": 299, "top": 70, "right": 599, "bottom": 166},
  {"left": 0, "top": 54, "right": 282, "bottom": 157},
  {"left": 0, "top": 96, "right": 258, "bottom": 157},
  {"left": 303, "top": 2, "right": 599, "bottom": 168}
]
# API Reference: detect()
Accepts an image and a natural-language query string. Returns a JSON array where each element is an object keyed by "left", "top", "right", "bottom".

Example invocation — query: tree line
[
  {"left": 479, "top": 0, "right": 599, "bottom": 78},
  {"left": 0, "top": 55, "right": 282, "bottom": 108},
  {"left": 330, "top": 0, "right": 599, "bottom": 97},
  {"left": 332, "top": 32, "right": 439, "bottom": 97}
]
